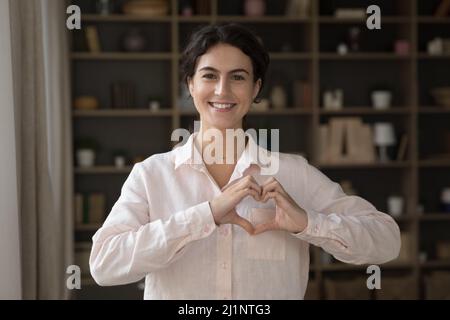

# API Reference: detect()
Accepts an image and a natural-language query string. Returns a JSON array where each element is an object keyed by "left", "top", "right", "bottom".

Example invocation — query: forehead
[{"left": 195, "top": 43, "right": 253, "bottom": 73}]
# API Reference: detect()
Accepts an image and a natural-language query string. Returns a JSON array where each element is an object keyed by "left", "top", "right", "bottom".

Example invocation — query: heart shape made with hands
[{"left": 217, "top": 176, "right": 308, "bottom": 236}]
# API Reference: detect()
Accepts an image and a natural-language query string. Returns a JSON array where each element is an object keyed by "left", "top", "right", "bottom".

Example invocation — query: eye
[
  {"left": 232, "top": 74, "right": 245, "bottom": 81},
  {"left": 202, "top": 73, "right": 217, "bottom": 80}
]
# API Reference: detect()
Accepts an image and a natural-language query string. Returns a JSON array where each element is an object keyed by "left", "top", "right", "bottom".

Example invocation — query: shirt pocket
[{"left": 246, "top": 207, "right": 286, "bottom": 261}]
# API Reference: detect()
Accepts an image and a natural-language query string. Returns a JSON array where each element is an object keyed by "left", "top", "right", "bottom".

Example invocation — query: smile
[{"left": 208, "top": 102, "right": 237, "bottom": 112}]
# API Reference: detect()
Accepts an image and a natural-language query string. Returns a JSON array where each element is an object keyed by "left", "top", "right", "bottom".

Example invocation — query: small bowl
[{"left": 431, "top": 87, "right": 450, "bottom": 108}]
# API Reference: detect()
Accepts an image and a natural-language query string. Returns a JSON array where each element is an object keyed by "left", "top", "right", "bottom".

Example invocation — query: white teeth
[{"left": 210, "top": 103, "right": 235, "bottom": 109}]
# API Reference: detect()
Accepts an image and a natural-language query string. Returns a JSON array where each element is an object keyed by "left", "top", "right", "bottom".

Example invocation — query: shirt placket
[
  {"left": 216, "top": 223, "right": 232, "bottom": 300},
  {"left": 195, "top": 166, "right": 233, "bottom": 299}
]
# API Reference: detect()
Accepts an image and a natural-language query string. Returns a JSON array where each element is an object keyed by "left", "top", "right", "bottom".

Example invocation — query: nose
[{"left": 214, "top": 77, "right": 231, "bottom": 96}]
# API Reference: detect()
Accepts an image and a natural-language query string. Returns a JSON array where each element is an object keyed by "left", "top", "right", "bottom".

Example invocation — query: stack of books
[{"left": 111, "top": 82, "right": 136, "bottom": 109}]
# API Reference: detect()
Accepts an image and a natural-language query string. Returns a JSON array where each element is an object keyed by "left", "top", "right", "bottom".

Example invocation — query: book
[
  {"left": 435, "top": 0, "right": 450, "bottom": 17},
  {"left": 111, "top": 82, "right": 136, "bottom": 109},
  {"left": 195, "top": 0, "right": 211, "bottom": 15},
  {"left": 318, "top": 125, "right": 329, "bottom": 163},
  {"left": 359, "top": 123, "right": 376, "bottom": 163},
  {"left": 293, "top": 81, "right": 312, "bottom": 108},
  {"left": 88, "top": 193, "right": 106, "bottom": 224},
  {"left": 345, "top": 117, "right": 363, "bottom": 162},
  {"left": 328, "top": 118, "right": 346, "bottom": 163},
  {"left": 85, "top": 26, "right": 101, "bottom": 53},
  {"left": 74, "top": 193, "right": 83, "bottom": 225},
  {"left": 335, "top": 8, "right": 366, "bottom": 19},
  {"left": 396, "top": 134, "right": 408, "bottom": 161}
]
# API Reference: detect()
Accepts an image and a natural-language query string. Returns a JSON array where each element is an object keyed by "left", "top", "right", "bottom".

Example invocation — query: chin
[{"left": 207, "top": 118, "right": 242, "bottom": 131}]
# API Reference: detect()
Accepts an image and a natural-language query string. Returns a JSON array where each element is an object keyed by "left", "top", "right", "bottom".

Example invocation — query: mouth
[{"left": 208, "top": 102, "right": 237, "bottom": 112}]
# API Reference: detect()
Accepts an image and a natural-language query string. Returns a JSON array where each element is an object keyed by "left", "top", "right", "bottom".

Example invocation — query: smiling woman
[{"left": 89, "top": 23, "right": 401, "bottom": 300}]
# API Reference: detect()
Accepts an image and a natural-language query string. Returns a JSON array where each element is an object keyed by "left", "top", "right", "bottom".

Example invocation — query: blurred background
[{"left": 1, "top": 0, "right": 450, "bottom": 299}]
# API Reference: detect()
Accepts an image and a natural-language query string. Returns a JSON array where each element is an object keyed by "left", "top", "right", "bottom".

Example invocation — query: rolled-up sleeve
[
  {"left": 89, "top": 163, "right": 217, "bottom": 286},
  {"left": 293, "top": 161, "right": 401, "bottom": 265}
]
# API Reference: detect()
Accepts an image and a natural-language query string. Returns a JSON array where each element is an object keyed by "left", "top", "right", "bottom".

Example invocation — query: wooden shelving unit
[{"left": 70, "top": 0, "right": 450, "bottom": 299}]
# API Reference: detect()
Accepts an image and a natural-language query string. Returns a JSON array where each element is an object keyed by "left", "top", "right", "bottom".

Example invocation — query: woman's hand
[
  {"left": 253, "top": 177, "right": 308, "bottom": 235},
  {"left": 209, "top": 175, "right": 262, "bottom": 234}
]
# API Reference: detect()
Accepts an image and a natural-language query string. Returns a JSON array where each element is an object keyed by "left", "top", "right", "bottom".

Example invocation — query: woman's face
[{"left": 188, "top": 43, "right": 261, "bottom": 131}]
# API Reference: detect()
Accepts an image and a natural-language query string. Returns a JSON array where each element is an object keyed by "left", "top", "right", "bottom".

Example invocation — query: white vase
[
  {"left": 270, "top": 86, "right": 287, "bottom": 110},
  {"left": 387, "top": 196, "right": 404, "bottom": 217},
  {"left": 77, "top": 149, "right": 95, "bottom": 167},
  {"left": 114, "top": 156, "right": 126, "bottom": 168},
  {"left": 372, "top": 91, "right": 392, "bottom": 110}
]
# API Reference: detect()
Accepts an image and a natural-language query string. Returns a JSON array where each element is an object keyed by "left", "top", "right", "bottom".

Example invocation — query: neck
[{"left": 195, "top": 123, "right": 247, "bottom": 165}]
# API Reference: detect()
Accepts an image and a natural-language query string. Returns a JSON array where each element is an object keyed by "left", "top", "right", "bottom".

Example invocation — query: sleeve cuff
[
  {"left": 183, "top": 201, "right": 217, "bottom": 240},
  {"left": 291, "top": 208, "right": 322, "bottom": 241}
]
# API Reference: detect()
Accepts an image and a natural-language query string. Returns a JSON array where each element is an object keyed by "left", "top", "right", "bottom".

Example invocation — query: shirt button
[{"left": 222, "top": 262, "right": 227, "bottom": 269}]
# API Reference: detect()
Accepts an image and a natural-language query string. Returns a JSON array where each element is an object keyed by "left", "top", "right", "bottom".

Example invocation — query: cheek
[{"left": 234, "top": 83, "right": 255, "bottom": 101}]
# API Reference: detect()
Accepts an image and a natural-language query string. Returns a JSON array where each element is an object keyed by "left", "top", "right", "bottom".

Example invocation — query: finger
[
  {"left": 261, "top": 176, "right": 276, "bottom": 186},
  {"left": 223, "top": 175, "right": 257, "bottom": 193},
  {"left": 262, "top": 179, "right": 288, "bottom": 200},
  {"left": 261, "top": 180, "right": 276, "bottom": 200},
  {"left": 233, "top": 215, "right": 255, "bottom": 235},
  {"left": 262, "top": 190, "right": 285, "bottom": 204},
  {"left": 221, "top": 178, "right": 240, "bottom": 192},
  {"left": 239, "top": 175, "right": 262, "bottom": 195},
  {"left": 263, "top": 191, "right": 291, "bottom": 213},
  {"left": 238, "top": 187, "right": 261, "bottom": 202},
  {"left": 234, "top": 179, "right": 262, "bottom": 200},
  {"left": 261, "top": 182, "right": 283, "bottom": 201},
  {"left": 246, "top": 182, "right": 263, "bottom": 199},
  {"left": 253, "top": 220, "right": 278, "bottom": 235}
]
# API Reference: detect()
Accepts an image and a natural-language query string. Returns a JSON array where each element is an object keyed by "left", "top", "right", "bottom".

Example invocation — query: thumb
[
  {"left": 253, "top": 220, "right": 277, "bottom": 235},
  {"left": 232, "top": 215, "right": 255, "bottom": 235}
]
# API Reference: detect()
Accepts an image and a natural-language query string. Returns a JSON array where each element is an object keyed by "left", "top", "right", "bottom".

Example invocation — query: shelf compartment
[{"left": 73, "top": 109, "right": 174, "bottom": 117}]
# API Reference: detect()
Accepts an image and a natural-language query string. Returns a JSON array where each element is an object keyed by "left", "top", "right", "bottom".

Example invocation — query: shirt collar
[{"left": 173, "top": 131, "right": 270, "bottom": 173}]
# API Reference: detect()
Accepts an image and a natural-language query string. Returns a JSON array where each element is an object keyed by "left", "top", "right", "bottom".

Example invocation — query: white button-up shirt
[{"left": 90, "top": 133, "right": 401, "bottom": 299}]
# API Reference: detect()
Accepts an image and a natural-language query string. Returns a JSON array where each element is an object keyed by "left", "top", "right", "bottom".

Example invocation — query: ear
[{"left": 253, "top": 78, "right": 262, "bottom": 100}]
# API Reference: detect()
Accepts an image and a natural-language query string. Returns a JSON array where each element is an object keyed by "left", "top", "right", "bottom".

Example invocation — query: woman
[{"left": 90, "top": 23, "right": 401, "bottom": 300}]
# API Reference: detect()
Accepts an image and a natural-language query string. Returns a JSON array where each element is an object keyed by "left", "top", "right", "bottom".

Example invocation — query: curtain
[
  {"left": 9, "top": 0, "right": 74, "bottom": 299},
  {"left": 0, "top": 0, "right": 22, "bottom": 300}
]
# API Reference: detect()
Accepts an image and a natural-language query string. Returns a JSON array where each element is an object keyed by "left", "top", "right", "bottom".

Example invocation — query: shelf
[
  {"left": 419, "top": 213, "right": 450, "bottom": 221},
  {"left": 81, "top": 277, "right": 98, "bottom": 287},
  {"left": 320, "top": 107, "right": 410, "bottom": 115},
  {"left": 319, "top": 53, "right": 410, "bottom": 60},
  {"left": 321, "top": 262, "right": 411, "bottom": 271},
  {"left": 71, "top": 52, "right": 173, "bottom": 61},
  {"left": 318, "top": 162, "right": 410, "bottom": 169},
  {"left": 419, "top": 159, "right": 450, "bottom": 167},
  {"left": 75, "top": 224, "right": 102, "bottom": 231},
  {"left": 176, "top": 52, "right": 313, "bottom": 60},
  {"left": 269, "top": 52, "right": 312, "bottom": 60},
  {"left": 82, "top": 14, "right": 172, "bottom": 22},
  {"left": 419, "top": 107, "right": 450, "bottom": 114},
  {"left": 73, "top": 109, "right": 174, "bottom": 117},
  {"left": 417, "top": 17, "right": 450, "bottom": 24},
  {"left": 179, "top": 108, "right": 313, "bottom": 116},
  {"left": 177, "top": 15, "right": 212, "bottom": 23},
  {"left": 215, "top": 16, "right": 311, "bottom": 23},
  {"left": 420, "top": 260, "right": 450, "bottom": 269},
  {"left": 318, "top": 16, "right": 410, "bottom": 24},
  {"left": 74, "top": 166, "right": 133, "bottom": 174},
  {"left": 417, "top": 53, "right": 450, "bottom": 60}
]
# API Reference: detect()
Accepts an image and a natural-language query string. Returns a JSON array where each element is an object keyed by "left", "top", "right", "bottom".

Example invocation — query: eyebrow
[{"left": 197, "top": 66, "right": 250, "bottom": 75}]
